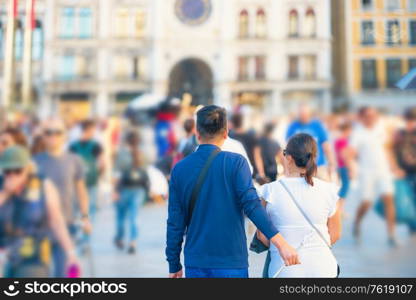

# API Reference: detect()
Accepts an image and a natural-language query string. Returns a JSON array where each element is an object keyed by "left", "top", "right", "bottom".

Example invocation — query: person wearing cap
[
  {"left": 392, "top": 107, "right": 416, "bottom": 234},
  {"left": 0, "top": 146, "right": 78, "bottom": 277}
]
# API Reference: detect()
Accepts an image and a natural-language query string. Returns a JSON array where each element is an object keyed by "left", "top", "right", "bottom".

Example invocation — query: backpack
[{"left": 71, "top": 141, "right": 100, "bottom": 187}]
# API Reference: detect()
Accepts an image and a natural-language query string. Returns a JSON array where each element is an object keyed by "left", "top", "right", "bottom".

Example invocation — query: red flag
[
  {"left": 12, "top": 0, "right": 19, "bottom": 18},
  {"left": 31, "top": 0, "right": 36, "bottom": 30}
]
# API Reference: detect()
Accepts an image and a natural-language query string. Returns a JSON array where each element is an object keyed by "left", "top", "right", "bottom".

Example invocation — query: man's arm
[
  {"left": 234, "top": 157, "right": 300, "bottom": 266},
  {"left": 166, "top": 171, "right": 186, "bottom": 278}
]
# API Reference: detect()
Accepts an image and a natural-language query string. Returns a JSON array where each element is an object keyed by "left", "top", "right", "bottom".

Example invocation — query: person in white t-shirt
[
  {"left": 256, "top": 133, "right": 342, "bottom": 278},
  {"left": 222, "top": 136, "right": 254, "bottom": 175},
  {"left": 346, "top": 107, "right": 396, "bottom": 246}
]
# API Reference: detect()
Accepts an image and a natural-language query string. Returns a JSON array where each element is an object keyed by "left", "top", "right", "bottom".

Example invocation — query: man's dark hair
[
  {"left": 183, "top": 118, "right": 195, "bottom": 134},
  {"left": 231, "top": 113, "right": 243, "bottom": 129},
  {"left": 81, "top": 119, "right": 96, "bottom": 131},
  {"left": 197, "top": 105, "right": 227, "bottom": 139},
  {"left": 404, "top": 107, "right": 416, "bottom": 121},
  {"left": 263, "top": 122, "right": 275, "bottom": 136}
]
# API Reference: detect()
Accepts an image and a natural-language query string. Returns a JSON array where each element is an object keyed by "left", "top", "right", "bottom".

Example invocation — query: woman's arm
[
  {"left": 43, "top": 179, "right": 77, "bottom": 266},
  {"left": 327, "top": 202, "right": 342, "bottom": 245},
  {"left": 256, "top": 198, "right": 270, "bottom": 247}
]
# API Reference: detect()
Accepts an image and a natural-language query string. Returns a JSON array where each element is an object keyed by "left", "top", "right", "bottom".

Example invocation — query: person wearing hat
[
  {"left": 0, "top": 146, "right": 78, "bottom": 277},
  {"left": 392, "top": 107, "right": 416, "bottom": 234}
]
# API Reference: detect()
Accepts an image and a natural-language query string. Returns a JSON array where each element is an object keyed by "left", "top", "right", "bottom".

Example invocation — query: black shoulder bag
[{"left": 186, "top": 148, "right": 221, "bottom": 227}]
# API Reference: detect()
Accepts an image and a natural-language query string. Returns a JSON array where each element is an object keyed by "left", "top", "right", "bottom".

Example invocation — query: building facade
[
  {"left": 1, "top": 0, "right": 333, "bottom": 118},
  {"left": 333, "top": 0, "right": 416, "bottom": 112}
]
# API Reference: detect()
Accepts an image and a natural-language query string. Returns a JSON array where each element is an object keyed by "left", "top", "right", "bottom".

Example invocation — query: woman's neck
[{"left": 285, "top": 167, "right": 305, "bottom": 178}]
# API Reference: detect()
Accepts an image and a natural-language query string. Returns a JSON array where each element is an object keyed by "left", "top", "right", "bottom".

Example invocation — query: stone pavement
[{"left": 80, "top": 191, "right": 416, "bottom": 278}]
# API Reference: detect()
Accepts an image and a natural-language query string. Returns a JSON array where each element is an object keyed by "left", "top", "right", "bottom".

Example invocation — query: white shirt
[
  {"left": 222, "top": 137, "right": 253, "bottom": 174},
  {"left": 349, "top": 123, "right": 390, "bottom": 173},
  {"left": 258, "top": 177, "right": 339, "bottom": 277}
]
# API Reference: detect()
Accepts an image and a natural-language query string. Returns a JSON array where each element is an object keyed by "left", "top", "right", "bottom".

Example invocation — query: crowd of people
[{"left": 0, "top": 99, "right": 415, "bottom": 278}]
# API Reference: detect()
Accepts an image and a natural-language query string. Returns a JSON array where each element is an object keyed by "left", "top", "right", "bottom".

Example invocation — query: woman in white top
[{"left": 257, "top": 133, "right": 342, "bottom": 278}]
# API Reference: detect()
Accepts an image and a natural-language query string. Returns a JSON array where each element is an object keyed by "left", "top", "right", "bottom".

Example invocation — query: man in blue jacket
[{"left": 166, "top": 105, "right": 299, "bottom": 278}]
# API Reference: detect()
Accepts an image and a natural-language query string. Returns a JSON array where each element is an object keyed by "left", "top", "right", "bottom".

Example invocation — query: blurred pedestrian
[
  {"left": 259, "top": 122, "right": 282, "bottom": 182},
  {"left": 33, "top": 119, "right": 91, "bottom": 277},
  {"left": 113, "top": 131, "right": 149, "bottom": 254},
  {"left": 177, "top": 118, "right": 198, "bottom": 158},
  {"left": 70, "top": 120, "right": 105, "bottom": 221},
  {"left": 392, "top": 107, "right": 416, "bottom": 234},
  {"left": 286, "top": 103, "right": 336, "bottom": 181},
  {"left": 346, "top": 107, "right": 397, "bottom": 246},
  {"left": 334, "top": 120, "right": 353, "bottom": 209},
  {"left": 230, "top": 112, "right": 266, "bottom": 181},
  {"left": 166, "top": 105, "right": 299, "bottom": 278},
  {"left": 257, "top": 134, "right": 341, "bottom": 278},
  {"left": 0, "top": 146, "right": 78, "bottom": 277}
]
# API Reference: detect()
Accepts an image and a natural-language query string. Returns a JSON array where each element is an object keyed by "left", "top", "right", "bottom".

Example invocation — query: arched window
[
  {"left": 288, "top": 9, "right": 299, "bottom": 37},
  {"left": 135, "top": 9, "right": 146, "bottom": 38},
  {"left": 79, "top": 7, "right": 93, "bottom": 38},
  {"left": 15, "top": 20, "right": 23, "bottom": 60},
  {"left": 304, "top": 8, "right": 316, "bottom": 37},
  {"left": 239, "top": 9, "right": 249, "bottom": 38},
  {"left": 33, "top": 20, "right": 44, "bottom": 60},
  {"left": 255, "top": 8, "right": 266, "bottom": 38}
]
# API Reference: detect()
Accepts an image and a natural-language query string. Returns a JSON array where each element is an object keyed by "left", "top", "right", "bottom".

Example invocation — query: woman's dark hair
[
  {"left": 183, "top": 118, "right": 195, "bottom": 134},
  {"left": 285, "top": 133, "right": 318, "bottom": 186},
  {"left": 125, "top": 131, "right": 142, "bottom": 168},
  {"left": 196, "top": 105, "right": 227, "bottom": 139}
]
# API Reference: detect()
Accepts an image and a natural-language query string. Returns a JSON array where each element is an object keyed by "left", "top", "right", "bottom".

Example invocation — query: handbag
[
  {"left": 278, "top": 180, "right": 340, "bottom": 278},
  {"left": 374, "top": 179, "right": 416, "bottom": 224},
  {"left": 186, "top": 148, "right": 221, "bottom": 227}
]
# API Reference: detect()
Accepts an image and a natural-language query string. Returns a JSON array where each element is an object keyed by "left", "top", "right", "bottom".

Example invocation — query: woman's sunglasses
[
  {"left": 3, "top": 168, "right": 24, "bottom": 176},
  {"left": 283, "top": 149, "right": 288, "bottom": 156}
]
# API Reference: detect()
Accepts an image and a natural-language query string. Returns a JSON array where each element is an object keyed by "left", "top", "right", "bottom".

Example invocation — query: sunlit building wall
[{"left": 334, "top": 0, "right": 416, "bottom": 113}]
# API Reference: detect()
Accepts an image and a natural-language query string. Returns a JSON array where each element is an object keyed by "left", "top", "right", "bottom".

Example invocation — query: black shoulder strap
[{"left": 187, "top": 148, "right": 221, "bottom": 227}]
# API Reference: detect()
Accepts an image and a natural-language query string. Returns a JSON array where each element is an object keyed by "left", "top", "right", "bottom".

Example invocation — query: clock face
[{"left": 175, "top": 0, "right": 212, "bottom": 26}]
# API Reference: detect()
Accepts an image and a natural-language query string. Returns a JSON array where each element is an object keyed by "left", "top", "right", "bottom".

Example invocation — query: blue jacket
[{"left": 166, "top": 144, "right": 279, "bottom": 273}]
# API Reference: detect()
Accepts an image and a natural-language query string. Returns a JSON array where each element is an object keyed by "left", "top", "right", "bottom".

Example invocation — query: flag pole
[
  {"left": 1, "top": 0, "right": 19, "bottom": 109},
  {"left": 22, "top": 0, "right": 35, "bottom": 109}
]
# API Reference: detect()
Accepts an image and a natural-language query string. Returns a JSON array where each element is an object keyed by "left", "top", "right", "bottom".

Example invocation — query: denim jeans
[
  {"left": 88, "top": 186, "right": 98, "bottom": 222},
  {"left": 52, "top": 224, "right": 77, "bottom": 277},
  {"left": 406, "top": 174, "right": 416, "bottom": 231},
  {"left": 115, "top": 188, "right": 146, "bottom": 243},
  {"left": 338, "top": 167, "right": 350, "bottom": 199},
  {"left": 185, "top": 267, "right": 249, "bottom": 278}
]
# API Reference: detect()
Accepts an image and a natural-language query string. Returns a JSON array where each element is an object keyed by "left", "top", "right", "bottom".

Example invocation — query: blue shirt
[
  {"left": 166, "top": 144, "right": 279, "bottom": 273},
  {"left": 286, "top": 120, "right": 329, "bottom": 167}
]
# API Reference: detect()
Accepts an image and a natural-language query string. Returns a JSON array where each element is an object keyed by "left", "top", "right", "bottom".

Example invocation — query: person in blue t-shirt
[{"left": 286, "top": 104, "right": 336, "bottom": 181}]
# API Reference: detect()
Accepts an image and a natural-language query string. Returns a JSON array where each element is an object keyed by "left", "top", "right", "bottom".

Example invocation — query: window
[
  {"left": 362, "top": 0, "right": 373, "bottom": 10},
  {"left": 304, "top": 55, "right": 317, "bottom": 79},
  {"left": 304, "top": 8, "right": 316, "bottom": 38},
  {"left": 361, "top": 59, "right": 378, "bottom": 89},
  {"left": 288, "top": 9, "right": 299, "bottom": 37},
  {"left": 386, "top": 20, "right": 401, "bottom": 45},
  {"left": 239, "top": 10, "right": 249, "bottom": 38},
  {"left": 386, "top": 0, "right": 400, "bottom": 11},
  {"left": 32, "top": 20, "right": 43, "bottom": 60},
  {"left": 238, "top": 57, "right": 249, "bottom": 80},
  {"left": 114, "top": 55, "right": 129, "bottom": 79},
  {"left": 361, "top": 21, "right": 375, "bottom": 45},
  {"left": 409, "top": 58, "right": 416, "bottom": 70},
  {"left": 410, "top": 0, "right": 416, "bottom": 11},
  {"left": 288, "top": 56, "right": 299, "bottom": 79},
  {"left": 133, "top": 56, "right": 147, "bottom": 79},
  {"left": 75, "top": 55, "right": 90, "bottom": 78},
  {"left": 135, "top": 9, "right": 146, "bottom": 38},
  {"left": 386, "top": 59, "right": 402, "bottom": 88},
  {"left": 60, "top": 7, "right": 75, "bottom": 38},
  {"left": 410, "top": 20, "right": 416, "bottom": 45},
  {"left": 255, "top": 56, "right": 266, "bottom": 80},
  {"left": 115, "top": 8, "right": 129, "bottom": 38},
  {"left": 15, "top": 21, "right": 23, "bottom": 60},
  {"left": 60, "top": 55, "right": 75, "bottom": 80},
  {"left": 79, "top": 7, "right": 93, "bottom": 39},
  {"left": 255, "top": 9, "right": 266, "bottom": 38}
]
